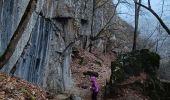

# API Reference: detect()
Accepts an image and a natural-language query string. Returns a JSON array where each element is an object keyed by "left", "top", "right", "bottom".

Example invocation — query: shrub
[{"left": 110, "top": 61, "right": 125, "bottom": 84}]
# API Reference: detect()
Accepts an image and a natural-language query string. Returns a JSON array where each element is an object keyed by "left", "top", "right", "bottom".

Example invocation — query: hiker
[{"left": 90, "top": 76, "right": 99, "bottom": 100}]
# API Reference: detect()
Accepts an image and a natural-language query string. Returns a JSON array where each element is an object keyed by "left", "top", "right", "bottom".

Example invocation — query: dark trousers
[{"left": 91, "top": 92, "right": 98, "bottom": 100}]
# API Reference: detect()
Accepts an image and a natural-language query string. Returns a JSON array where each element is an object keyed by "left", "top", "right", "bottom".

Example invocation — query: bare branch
[
  {"left": 95, "top": 0, "right": 110, "bottom": 9},
  {"left": 94, "top": 0, "right": 121, "bottom": 39},
  {"left": 159, "top": 34, "right": 169, "bottom": 48},
  {"left": 120, "top": 0, "right": 132, "bottom": 6},
  {"left": 148, "top": 0, "right": 151, "bottom": 8},
  {"left": 160, "top": 0, "right": 165, "bottom": 17},
  {"left": 117, "top": 12, "right": 135, "bottom": 16},
  {"left": 142, "top": 25, "right": 158, "bottom": 48},
  {"left": 135, "top": 2, "right": 170, "bottom": 35},
  {"left": 61, "top": 35, "right": 83, "bottom": 56}
]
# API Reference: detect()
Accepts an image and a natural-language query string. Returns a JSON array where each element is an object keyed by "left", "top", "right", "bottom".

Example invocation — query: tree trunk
[
  {"left": 132, "top": 0, "right": 141, "bottom": 52},
  {"left": 89, "top": 0, "right": 95, "bottom": 52}
]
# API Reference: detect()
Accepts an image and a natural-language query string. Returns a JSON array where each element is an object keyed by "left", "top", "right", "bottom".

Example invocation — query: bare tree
[
  {"left": 89, "top": 0, "right": 121, "bottom": 52},
  {"left": 135, "top": 0, "right": 170, "bottom": 35},
  {"left": 89, "top": 0, "right": 96, "bottom": 52},
  {"left": 132, "top": 0, "right": 141, "bottom": 52}
]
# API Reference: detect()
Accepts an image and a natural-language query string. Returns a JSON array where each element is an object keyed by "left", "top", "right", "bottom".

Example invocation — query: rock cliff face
[{"left": 0, "top": 0, "right": 131, "bottom": 93}]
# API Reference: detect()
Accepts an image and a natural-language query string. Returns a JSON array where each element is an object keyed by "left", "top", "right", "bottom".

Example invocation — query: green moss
[
  {"left": 118, "top": 49, "right": 160, "bottom": 76},
  {"left": 110, "top": 61, "right": 125, "bottom": 84},
  {"left": 140, "top": 49, "right": 160, "bottom": 75},
  {"left": 31, "top": 95, "right": 36, "bottom": 100},
  {"left": 21, "top": 87, "right": 36, "bottom": 100},
  {"left": 107, "top": 49, "right": 165, "bottom": 99},
  {"left": 21, "top": 87, "right": 28, "bottom": 94},
  {"left": 79, "top": 57, "right": 84, "bottom": 65}
]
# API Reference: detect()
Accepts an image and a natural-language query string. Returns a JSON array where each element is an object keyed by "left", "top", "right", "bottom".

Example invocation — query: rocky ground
[{"left": 107, "top": 73, "right": 150, "bottom": 100}]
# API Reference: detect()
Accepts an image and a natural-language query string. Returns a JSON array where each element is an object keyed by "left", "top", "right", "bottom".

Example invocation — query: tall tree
[
  {"left": 89, "top": 0, "right": 96, "bottom": 52},
  {"left": 132, "top": 0, "right": 141, "bottom": 52}
]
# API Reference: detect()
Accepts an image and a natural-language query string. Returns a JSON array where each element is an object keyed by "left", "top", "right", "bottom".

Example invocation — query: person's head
[{"left": 90, "top": 76, "right": 96, "bottom": 83}]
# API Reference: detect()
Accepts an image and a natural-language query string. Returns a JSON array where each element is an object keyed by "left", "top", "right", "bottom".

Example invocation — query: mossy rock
[
  {"left": 110, "top": 61, "right": 125, "bottom": 84},
  {"left": 140, "top": 49, "right": 160, "bottom": 75},
  {"left": 119, "top": 49, "right": 160, "bottom": 76},
  {"left": 79, "top": 57, "right": 84, "bottom": 65},
  {"left": 108, "top": 49, "right": 163, "bottom": 99}
]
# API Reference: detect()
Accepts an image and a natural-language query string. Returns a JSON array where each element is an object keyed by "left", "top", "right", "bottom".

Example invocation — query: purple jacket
[{"left": 90, "top": 76, "right": 99, "bottom": 93}]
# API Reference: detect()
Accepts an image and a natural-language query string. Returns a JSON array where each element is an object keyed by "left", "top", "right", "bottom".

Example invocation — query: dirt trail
[{"left": 71, "top": 49, "right": 115, "bottom": 99}]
